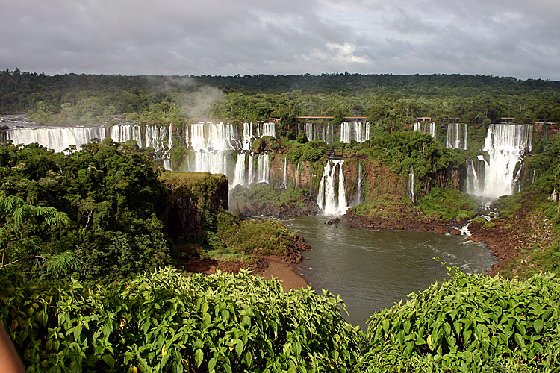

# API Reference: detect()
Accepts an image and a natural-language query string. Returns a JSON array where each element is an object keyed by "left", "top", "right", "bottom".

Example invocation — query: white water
[
  {"left": 467, "top": 124, "right": 532, "bottom": 199},
  {"left": 233, "top": 153, "right": 247, "bottom": 187},
  {"left": 110, "top": 124, "right": 142, "bottom": 145},
  {"left": 242, "top": 122, "right": 253, "bottom": 151},
  {"left": 408, "top": 167, "right": 415, "bottom": 203},
  {"left": 317, "top": 160, "right": 348, "bottom": 216},
  {"left": 304, "top": 122, "right": 335, "bottom": 143},
  {"left": 340, "top": 122, "right": 370, "bottom": 143},
  {"left": 230, "top": 152, "right": 271, "bottom": 188},
  {"left": 357, "top": 162, "right": 363, "bottom": 204},
  {"left": 7, "top": 125, "right": 107, "bottom": 153},
  {"left": 262, "top": 122, "right": 276, "bottom": 138},
  {"left": 413, "top": 122, "right": 436, "bottom": 138},
  {"left": 446, "top": 123, "right": 468, "bottom": 150}
]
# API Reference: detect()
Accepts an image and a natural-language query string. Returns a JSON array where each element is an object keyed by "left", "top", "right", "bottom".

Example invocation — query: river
[{"left": 283, "top": 216, "right": 494, "bottom": 328}]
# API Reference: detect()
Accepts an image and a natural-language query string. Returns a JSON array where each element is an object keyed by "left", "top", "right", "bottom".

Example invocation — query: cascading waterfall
[
  {"left": 242, "top": 122, "right": 253, "bottom": 151},
  {"left": 446, "top": 123, "right": 468, "bottom": 150},
  {"left": 304, "top": 122, "right": 335, "bottom": 143},
  {"left": 188, "top": 122, "right": 236, "bottom": 185},
  {"left": 317, "top": 160, "right": 347, "bottom": 216},
  {"left": 467, "top": 123, "right": 533, "bottom": 199},
  {"left": 466, "top": 158, "right": 483, "bottom": 196},
  {"left": 357, "top": 162, "right": 363, "bottom": 204},
  {"left": 257, "top": 153, "right": 270, "bottom": 183},
  {"left": 408, "top": 167, "right": 415, "bottom": 203},
  {"left": 262, "top": 122, "right": 276, "bottom": 138},
  {"left": 413, "top": 122, "right": 436, "bottom": 138},
  {"left": 6, "top": 125, "right": 107, "bottom": 153},
  {"left": 232, "top": 153, "right": 247, "bottom": 187},
  {"left": 110, "top": 124, "right": 143, "bottom": 145},
  {"left": 340, "top": 122, "right": 370, "bottom": 143}
]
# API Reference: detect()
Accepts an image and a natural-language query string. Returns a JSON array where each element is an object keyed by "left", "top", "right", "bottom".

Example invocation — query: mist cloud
[{"left": 0, "top": 0, "right": 558, "bottom": 79}]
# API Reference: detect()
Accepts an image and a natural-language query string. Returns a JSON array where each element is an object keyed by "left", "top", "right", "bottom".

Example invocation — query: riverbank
[
  {"left": 184, "top": 234, "right": 311, "bottom": 291},
  {"left": 469, "top": 209, "right": 556, "bottom": 276},
  {"left": 184, "top": 256, "right": 309, "bottom": 290},
  {"left": 342, "top": 209, "right": 463, "bottom": 235}
]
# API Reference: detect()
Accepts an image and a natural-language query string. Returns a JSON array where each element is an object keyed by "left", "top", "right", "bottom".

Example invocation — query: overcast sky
[{"left": 1, "top": 0, "right": 559, "bottom": 79}]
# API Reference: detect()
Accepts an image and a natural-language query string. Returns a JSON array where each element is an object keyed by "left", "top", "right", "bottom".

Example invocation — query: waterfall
[
  {"left": 408, "top": 167, "right": 415, "bottom": 203},
  {"left": 446, "top": 123, "right": 468, "bottom": 150},
  {"left": 7, "top": 125, "right": 107, "bottom": 153},
  {"left": 110, "top": 124, "right": 143, "bottom": 145},
  {"left": 466, "top": 158, "right": 484, "bottom": 196},
  {"left": 305, "top": 123, "right": 314, "bottom": 141},
  {"left": 262, "top": 122, "right": 276, "bottom": 138},
  {"left": 357, "top": 162, "right": 363, "bottom": 204},
  {"left": 257, "top": 153, "right": 270, "bottom": 183},
  {"left": 317, "top": 160, "right": 348, "bottom": 216},
  {"left": 468, "top": 123, "right": 533, "bottom": 199},
  {"left": 168, "top": 123, "right": 173, "bottom": 150},
  {"left": 187, "top": 122, "right": 236, "bottom": 184},
  {"left": 340, "top": 122, "right": 370, "bottom": 143},
  {"left": 232, "top": 153, "right": 247, "bottom": 187},
  {"left": 247, "top": 154, "right": 255, "bottom": 185},
  {"left": 340, "top": 122, "right": 351, "bottom": 143},
  {"left": 283, "top": 157, "right": 288, "bottom": 189},
  {"left": 145, "top": 125, "right": 169, "bottom": 152},
  {"left": 304, "top": 122, "right": 335, "bottom": 143},
  {"left": 242, "top": 122, "right": 253, "bottom": 151},
  {"left": 413, "top": 122, "right": 436, "bottom": 138}
]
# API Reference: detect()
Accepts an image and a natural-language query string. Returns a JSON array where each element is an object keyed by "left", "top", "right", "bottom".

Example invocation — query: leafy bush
[
  {"left": 358, "top": 269, "right": 560, "bottom": 372},
  {"left": 0, "top": 142, "right": 170, "bottom": 281},
  {"left": 286, "top": 141, "right": 327, "bottom": 164},
  {"left": 229, "top": 184, "right": 308, "bottom": 210},
  {"left": 1, "top": 268, "right": 362, "bottom": 372},
  {"left": 416, "top": 187, "right": 478, "bottom": 220},
  {"left": 211, "top": 212, "right": 295, "bottom": 257}
]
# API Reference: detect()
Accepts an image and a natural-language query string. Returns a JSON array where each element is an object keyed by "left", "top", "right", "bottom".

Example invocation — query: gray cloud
[{"left": 0, "top": 0, "right": 558, "bottom": 79}]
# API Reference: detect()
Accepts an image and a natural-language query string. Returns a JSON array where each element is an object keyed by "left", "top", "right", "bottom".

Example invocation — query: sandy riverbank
[
  {"left": 259, "top": 256, "right": 308, "bottom": 290},
  {"left": 185, "top": 256, "right": 309, "bottom": 291}
]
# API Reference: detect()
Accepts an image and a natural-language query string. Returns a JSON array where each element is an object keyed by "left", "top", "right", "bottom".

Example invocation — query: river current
[{"left": 283, "top": 216, "right": 494, "bottom": 328}]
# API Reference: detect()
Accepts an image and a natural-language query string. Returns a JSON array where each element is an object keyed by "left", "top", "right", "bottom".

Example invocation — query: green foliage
[
  {"left": 0, "top": 142, "right": 170, "bottom": 281},
  {"left": 0, "top": 191, "right": 70, "bottom": 270},
  {"left": 357, "top": 131, "right": 464, "bottom": 181},
  {"left": 286, "top": 140, "right": 327, "bottom": 164},
  {"left": 1, "top": 267, "right": 362, "bottom": 372},
  {"left": 205, "top": 212, "right": 296, "bottom": 259},
  {"left": 350, "top": 196, "right": 415, "bottom": 219},
  {"left": 359, "top": 269, "right": 560, "bottom": 371},
  {"left": 417, "top": 187, "right": 478, "bottom": 220},
  {"left": 230, "top": 184, "right": 309, "bottom": 210}
]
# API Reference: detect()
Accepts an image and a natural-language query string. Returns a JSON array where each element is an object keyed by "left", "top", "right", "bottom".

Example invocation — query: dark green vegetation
[
  {"left": 416, "top": 188, "right": 478, "bottom": 221},
  {"left": 2, "top": 70, "right": 560, "bottom": 126},
  {"left": 0, "top": 141, "right": 170, "bottom": 281}
]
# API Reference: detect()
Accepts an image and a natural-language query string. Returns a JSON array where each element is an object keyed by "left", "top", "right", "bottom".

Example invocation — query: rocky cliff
[{"left": 160, "top": 172, "right": 228, "bottom": 242}]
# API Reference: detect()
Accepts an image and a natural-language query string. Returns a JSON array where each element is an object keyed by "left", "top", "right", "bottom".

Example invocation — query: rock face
[{"left": 160, "top": 171, "right": 228, "bottom": 242}]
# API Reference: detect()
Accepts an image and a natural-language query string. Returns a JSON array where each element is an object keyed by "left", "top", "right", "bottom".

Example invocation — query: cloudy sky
[{"left": 1, "top": 0, "right": 559, "bottom": 79}]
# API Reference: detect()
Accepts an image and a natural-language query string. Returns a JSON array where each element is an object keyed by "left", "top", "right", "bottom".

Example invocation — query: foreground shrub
[
  {"left": 358, "top": 269, "right": 560, "bottom": 372},
  {"left": 1, "top": 267, "right": 362, "bottom": 372}
]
